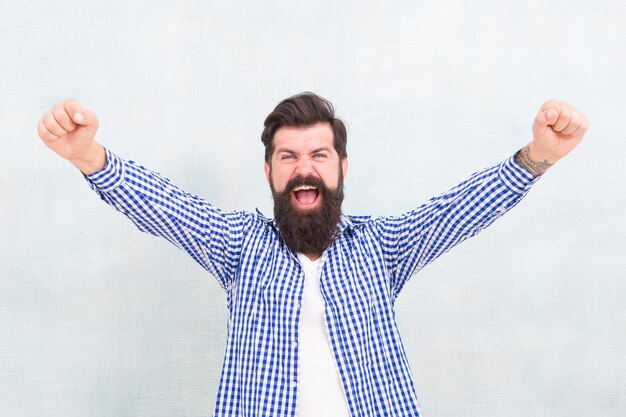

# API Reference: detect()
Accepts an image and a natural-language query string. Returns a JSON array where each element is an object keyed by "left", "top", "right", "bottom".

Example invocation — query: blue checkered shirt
[{"left": 83, "top": 147, "right": 541, "bottom": 416}]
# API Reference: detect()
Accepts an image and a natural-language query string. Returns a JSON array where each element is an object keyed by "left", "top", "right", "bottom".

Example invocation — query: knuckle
[
  {"left": 45, "top": 113, "right": 58, "bottom": 126},
  {"left": 53, "top": 106, "right": 75, "bottom": 128},
  {"left": 567, "top": 122, "right": 580, "bottom": 134},
  {"left": 560, "top": 104, "right": 572, "bottom": 116},
  {"left": 44, "top": 113, "right": 54, "bottom": 125},
  {"left": 52, "top": 105, "right": 68, "bottom": 120},
  {"left": 44, "top": 116, "right": 64, "bottom": 135},
  {"left": 38, "top": 121, "right": 56, "bottom": 140},
  {"left": 63, "top": 98, "right": 80, "bottom": 112},
  {"left": 542, "top": 99, "right": 559, "bottom": 110},
  {"left": 53, "top": 102, "right": 66, "bottom": 114}
]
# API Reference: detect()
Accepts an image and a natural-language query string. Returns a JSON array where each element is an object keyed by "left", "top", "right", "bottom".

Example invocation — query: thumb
[
  {"left": 63, "top": 99, "right": 84, "bottom": 124},
  {"left": 532, "top": 108, "right": 558, "bottom": 138},
  {"left": 63, "top": 99, "right": 97, "bottom": 128},
  {"left": 72, "top": 110, "right": 98, "bottom": 129},
  {"left": 71, "top": 110, "right": 85, "bottom": 124}
]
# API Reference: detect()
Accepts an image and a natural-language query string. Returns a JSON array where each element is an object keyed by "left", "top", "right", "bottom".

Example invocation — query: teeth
[{"left": 293, "top": 185, "right": 318, "bottom": 191}]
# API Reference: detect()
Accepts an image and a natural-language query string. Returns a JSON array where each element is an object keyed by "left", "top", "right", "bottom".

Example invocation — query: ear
[
  {"left": 341, "top": 157, "right": 348, "bottom": 179},
  {"left": 264, "top": 161, "right": 271, "bottom": 185}
]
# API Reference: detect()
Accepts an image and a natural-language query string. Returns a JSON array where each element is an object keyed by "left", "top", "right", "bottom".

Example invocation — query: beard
[{"left": 271, "top": 171, "right": 344, "bottom": 256}]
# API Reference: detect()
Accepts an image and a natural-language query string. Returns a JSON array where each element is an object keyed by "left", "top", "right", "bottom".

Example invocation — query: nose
[{"left": 294, "top": 157, "right": 314, "bottom": 177}]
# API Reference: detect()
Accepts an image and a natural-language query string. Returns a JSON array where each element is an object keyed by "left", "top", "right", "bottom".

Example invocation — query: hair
[{"left": 261, "top": 92, "right": 347, "bottom": 164}]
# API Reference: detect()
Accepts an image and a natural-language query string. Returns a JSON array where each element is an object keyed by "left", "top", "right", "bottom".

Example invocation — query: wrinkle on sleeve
[
  {"left": 83, "top": 147, "right": 253, "bottom": 293},
  {"left": 373, "top": 152, "right": 542, "bottom": 299}
]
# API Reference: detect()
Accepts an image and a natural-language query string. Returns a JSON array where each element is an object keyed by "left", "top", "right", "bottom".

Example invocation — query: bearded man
[{"left": 37, "top": 92, "right": 588, "bottom": 417}]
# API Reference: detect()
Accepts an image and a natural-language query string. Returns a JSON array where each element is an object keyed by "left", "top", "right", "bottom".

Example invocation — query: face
[
  {"left": 264, "top": 122, "right": 348, "bottom": 210},
  {"left": 264, "top": 122, "right": 349, "bottom": 255}
]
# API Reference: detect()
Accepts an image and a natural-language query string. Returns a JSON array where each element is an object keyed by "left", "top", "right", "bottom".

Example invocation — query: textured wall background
[{"left": 1, "top": 1, "right": 625, "bottom": 416}]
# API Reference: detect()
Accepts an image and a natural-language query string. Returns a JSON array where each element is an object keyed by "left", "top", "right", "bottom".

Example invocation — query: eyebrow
[
  {"left": 311, "top": 147, "right": 331, "bottom": 154},
  {"left": 275, "top": 147, "right": 331, "bottom": 154}
]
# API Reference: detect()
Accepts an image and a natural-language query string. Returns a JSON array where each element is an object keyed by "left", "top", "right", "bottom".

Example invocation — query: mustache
[{"left": 282, "top": 175, "right": 328, "bottom": 195}]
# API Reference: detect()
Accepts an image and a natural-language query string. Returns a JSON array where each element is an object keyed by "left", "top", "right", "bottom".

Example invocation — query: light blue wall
[{"left": 1, "top": 1, "right": 624, "bottom": 416}]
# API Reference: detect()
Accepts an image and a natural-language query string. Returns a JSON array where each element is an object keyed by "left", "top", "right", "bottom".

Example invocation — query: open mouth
[{"left": 291, "top": 185, "right": 320, "bottom": 208}]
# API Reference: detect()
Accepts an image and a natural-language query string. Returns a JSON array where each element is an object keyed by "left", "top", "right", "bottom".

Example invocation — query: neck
[{"left": 302, "top": 252, "right": 321, "bottom": 261}]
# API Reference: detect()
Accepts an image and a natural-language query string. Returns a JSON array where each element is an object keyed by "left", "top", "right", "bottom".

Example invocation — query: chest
[{"left": 229, "top": 229, "right": 395, "bottom": 327}]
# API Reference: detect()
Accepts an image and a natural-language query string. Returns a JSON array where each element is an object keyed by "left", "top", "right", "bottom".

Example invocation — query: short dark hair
[{"left": 261, "top": 92, "right": 347, "bottom": 164}]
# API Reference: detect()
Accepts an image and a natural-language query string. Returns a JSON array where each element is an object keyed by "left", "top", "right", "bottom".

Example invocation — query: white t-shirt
[{"left": 296, "top": 252, "right": 352, "bottom": 417}]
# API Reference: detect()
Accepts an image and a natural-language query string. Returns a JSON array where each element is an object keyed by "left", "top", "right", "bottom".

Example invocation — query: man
[{"left": 37, "top": 92, "right": 588, "bottom": 416}]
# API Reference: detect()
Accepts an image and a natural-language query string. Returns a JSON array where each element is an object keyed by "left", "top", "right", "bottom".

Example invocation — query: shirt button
[
  {"left": 291, "top": 380, "right": 297, "bottom": 388},
  {"left": 292, "top": 340, "right": 298, "bottom": 348}
]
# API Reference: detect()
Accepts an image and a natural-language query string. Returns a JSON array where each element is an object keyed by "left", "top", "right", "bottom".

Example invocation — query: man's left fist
[{"left": 530, "top": 100, "right": 589, "bottom": 164}]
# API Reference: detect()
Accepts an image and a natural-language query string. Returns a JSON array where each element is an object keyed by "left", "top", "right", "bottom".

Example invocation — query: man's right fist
[{"left": 37, "top": 99, "right": 100, "bottom": 161}]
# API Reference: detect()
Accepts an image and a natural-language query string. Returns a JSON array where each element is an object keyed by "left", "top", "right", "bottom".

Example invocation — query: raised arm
[
  {"left": 375, "top": 100, "right": 588, "bottom": 299},
  {"left": 37, "top": 99, "right": 251, "bottom": 293}
]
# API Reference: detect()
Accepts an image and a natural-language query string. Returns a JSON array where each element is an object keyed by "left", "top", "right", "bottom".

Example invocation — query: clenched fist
[
  {"left": 37, "top": 99, "right": 105, "bottom": 174},
  {"left": 529, "top": 100, "right": 589, "bottom": 165}
]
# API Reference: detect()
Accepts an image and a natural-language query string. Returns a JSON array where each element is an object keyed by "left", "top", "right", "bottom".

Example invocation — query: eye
[
  {"left": 281, "top": 154, "right": 296, "bottom": 160},
  {"left": 314, "top": 153, "right": 328, "bottom": 158}
]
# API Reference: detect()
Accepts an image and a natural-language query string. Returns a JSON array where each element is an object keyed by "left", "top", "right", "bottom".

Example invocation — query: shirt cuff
[
  {"left": 498, "top": 150, "right": 543, "bottom": 194},
  {"left": 82, "top": 147, "right": 126, "bottom": 192}
]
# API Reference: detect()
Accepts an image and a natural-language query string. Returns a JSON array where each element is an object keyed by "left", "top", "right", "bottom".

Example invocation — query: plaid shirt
[{"left": 84, "top": 147, "right": 541, "bottom": 416}]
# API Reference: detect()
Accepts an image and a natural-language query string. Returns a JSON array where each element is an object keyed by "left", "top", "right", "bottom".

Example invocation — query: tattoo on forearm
[{"left": 514, "top": 146, "right": 554, "bottom": 177}]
